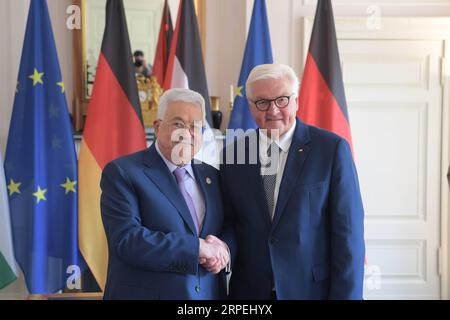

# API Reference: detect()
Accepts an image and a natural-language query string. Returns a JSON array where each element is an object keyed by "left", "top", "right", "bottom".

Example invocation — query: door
[{"left": 336, "top": 27, "right": 444, "bottom": 298}]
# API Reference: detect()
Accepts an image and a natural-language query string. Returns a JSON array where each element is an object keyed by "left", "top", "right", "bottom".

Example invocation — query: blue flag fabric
[
  {"left": 4, "top": 0, "right": 83, "bottom": 294},
  {"left": 227, "top": 0, "right": 273, "bottom": 130}
]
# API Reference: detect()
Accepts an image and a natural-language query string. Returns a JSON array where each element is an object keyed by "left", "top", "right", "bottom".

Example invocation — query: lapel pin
[
  {"left": 206, "top": 177, "right": 212, "bottom": 185},
  {"left": 298, "top": 148, "right": 303, "bottom": 152}
]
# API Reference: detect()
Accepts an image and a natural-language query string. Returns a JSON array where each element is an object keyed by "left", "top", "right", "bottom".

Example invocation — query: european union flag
[
  {"left": 4, "top": 0, "right": 83, "bottom": 294},
  {"left": 227, "top": 0, "right": 273, "bottom": 130}
]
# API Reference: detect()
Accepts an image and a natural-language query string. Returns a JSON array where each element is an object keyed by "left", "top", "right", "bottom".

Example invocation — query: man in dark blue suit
[
  {"left": 221, "top": 64, "right": 365, "bottom": 300},
  {"left": 101, "top": 88, "right": 230, "bottom": 299}
]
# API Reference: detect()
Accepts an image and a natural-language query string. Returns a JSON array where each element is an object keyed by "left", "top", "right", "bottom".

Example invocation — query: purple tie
[{"left": 174, "top": 167, "right": 200, "bottom": 235}]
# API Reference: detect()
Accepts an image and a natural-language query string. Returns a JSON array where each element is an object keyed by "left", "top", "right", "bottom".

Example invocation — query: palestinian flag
[
  {"left": 0, "top": 150, "right": 17, "bottom": 289},
  {"left": 151, "top": 0, "right": 173, "bottom": 87},
  {"left": 298, "top": 0, "right": 353, "bottom": 155},
  {"left": 163, "top": 0, "right": 212, "bottom": 126},
  {"left": 78, "top": 0, "right": 147, "bottom": 290}
]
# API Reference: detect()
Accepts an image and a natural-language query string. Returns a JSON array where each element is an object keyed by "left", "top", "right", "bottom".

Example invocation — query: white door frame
[{"left": 301, "top": 17, "right": 450, "bottom": 299}]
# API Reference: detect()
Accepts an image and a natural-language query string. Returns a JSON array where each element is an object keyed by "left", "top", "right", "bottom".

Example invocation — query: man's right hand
[{"left": 198, "top": 237, "right": 230, "bottom": 274}]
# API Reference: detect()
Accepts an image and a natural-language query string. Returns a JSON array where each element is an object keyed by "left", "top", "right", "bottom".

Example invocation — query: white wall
[
  {"left": 204, "top": 0, "right": 248, "bottom": 129},
  {"left": 0, "top": 0, "right": 27, "bottom": 156}
]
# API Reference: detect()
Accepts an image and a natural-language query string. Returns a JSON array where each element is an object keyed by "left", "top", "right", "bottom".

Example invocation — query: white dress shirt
[
  {"left": 155, "top": 142, "right": 206, "bottom": 228},
  {"left": 258, "top": 122, "right": 296, "bottom": 217}
]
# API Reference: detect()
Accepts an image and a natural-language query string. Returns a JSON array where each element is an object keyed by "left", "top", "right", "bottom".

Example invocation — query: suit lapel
[
  {"left": 271, "top": 120, "right": 311, "bottom": 231},
  {"left": 192, "top": 163, "right": 211, "bottom": 237},
  {"left": 142, "top": 144, "right": 197, "bottom": 235}
]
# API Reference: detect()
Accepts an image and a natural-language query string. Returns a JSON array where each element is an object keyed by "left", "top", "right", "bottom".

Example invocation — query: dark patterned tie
[{"left": 262, "top": 143, "right": 279, "bottom": 220}]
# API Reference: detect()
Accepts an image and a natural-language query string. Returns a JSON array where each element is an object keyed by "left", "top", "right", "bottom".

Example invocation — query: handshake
[{"left": 198, "top": 235, "right": 230, "bottom": 274}]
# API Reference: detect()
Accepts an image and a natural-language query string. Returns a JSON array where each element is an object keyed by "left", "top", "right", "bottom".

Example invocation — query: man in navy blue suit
[
  {"left": 221, "top": 64, "right": 365, "bottom": 300},
  {"left": 101, "top": 88, "right": 230, "bottom": 299}
]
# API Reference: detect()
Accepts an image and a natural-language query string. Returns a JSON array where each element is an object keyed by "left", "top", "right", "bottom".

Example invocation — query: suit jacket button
[
  {"left": 195, "top": 285, "right": 201, "bottom": 292},
  {"left": 270, "top": 237, "right": 278, "bottom": 244}
]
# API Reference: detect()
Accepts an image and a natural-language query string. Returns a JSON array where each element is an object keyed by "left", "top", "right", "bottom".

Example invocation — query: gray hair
[
  {"left": 245, "top": 63, "right": 300, "bottom": 100},
  {"left": 157, "top": 88, "right": 206, "bottom": 122}
]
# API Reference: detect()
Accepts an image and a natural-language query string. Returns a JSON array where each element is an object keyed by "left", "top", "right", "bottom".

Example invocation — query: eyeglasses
[
  {"left": 250, "top": 94, "right": 295, "bottom": 111},
  {"left": 169, "top": 120, "right": 205, "bottom": 134}
]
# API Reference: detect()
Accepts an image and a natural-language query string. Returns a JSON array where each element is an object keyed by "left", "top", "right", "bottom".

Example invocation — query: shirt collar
[
  {"left": 155, "top": 141, "right": 194, "bottom": 178},
  {"left": 259, "top": 121, "right": 296, "bottom": 153}
]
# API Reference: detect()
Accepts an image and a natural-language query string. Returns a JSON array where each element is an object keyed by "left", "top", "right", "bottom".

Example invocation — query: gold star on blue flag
[
  {"left": 57, "top": 81, "right": 65, "bottom": 93},
  {"left": 32, "top": 186, "right": 47, "bottom": 203},
  {"left": 60, "top": 178, "right": 77, "bottom": 194},
  {"left": 29, "top": 68, "right": 44, "bottom": 86},
  {"left": 7, "top": 179, "right": 21, "bottom": 196},
  {"left": 235, "top": 85, "right": 244, "bottom": 98}
]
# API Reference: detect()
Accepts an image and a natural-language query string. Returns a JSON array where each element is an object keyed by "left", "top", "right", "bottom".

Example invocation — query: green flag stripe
[{"left": 0, "top": 251, "right": 17, "bottom": 289}]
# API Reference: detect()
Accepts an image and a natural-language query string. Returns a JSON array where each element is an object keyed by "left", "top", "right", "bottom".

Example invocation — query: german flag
[
  {"left": 298, "top": 0, "right": 353, "bottom": 155},
  {"left": 78, "top": 0, "right": 147, "bottom": 290},
  {"left": 298, "top": 0, "right": 367, "bottom": 266},
  {"left": 151, "top": 0, "right": 173, "bottom": 87}
]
